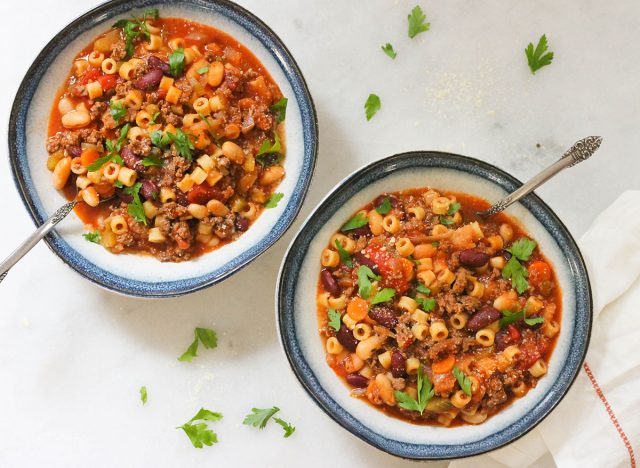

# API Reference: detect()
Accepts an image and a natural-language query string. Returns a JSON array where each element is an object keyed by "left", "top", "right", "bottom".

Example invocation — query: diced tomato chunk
[
  {"left": 529, "top": 261, "right": 552, "bottom": 287},
  {"left": 362, "top": 240, "right": 413, "bottom": 294},
  {"left": 97, "top": 74, "right": 118, "bottom": 90},
  {"left": 80, "top": 68, "right": 101, "bottom": 85}
]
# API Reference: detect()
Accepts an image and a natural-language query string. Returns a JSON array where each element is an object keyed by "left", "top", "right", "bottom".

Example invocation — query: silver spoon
[
  {"left": 477, "top": 136, "right": 603, "bottom": 218},
  {"left": 0, "top": 200, "right": 78, "bottom": 283}
]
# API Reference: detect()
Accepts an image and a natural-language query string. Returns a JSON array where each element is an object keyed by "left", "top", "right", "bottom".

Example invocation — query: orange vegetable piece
[
  {"left": 528, "top": 261, "right": 551, "bottom": 287},
  {"left": 80, "top": 148, "right": 99, "bottom": 167},
  {"left": 431, "top": 355, "right": 455, "bottom": 374},
  {"left": 347, "top": 297, "right": 369, "bottom": 321}
]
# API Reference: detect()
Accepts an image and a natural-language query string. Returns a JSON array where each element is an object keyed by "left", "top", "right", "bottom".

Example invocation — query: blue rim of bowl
[
  {"left": 277, "top": 151, "right": 592, "bottom": 460},
  {"left": 8, "top": 0, "right": 318, "bottom": 297}
]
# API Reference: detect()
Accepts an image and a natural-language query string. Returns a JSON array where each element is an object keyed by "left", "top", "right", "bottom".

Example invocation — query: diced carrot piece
[
  {"left": 347, "top": 297, "right": 369, "bottom": 322},
  {"left": 431, "top": 355, "right": 455, "bottom": 374},
  {"left": 80, "top": 148, "right": 100, "bottom": 166}
]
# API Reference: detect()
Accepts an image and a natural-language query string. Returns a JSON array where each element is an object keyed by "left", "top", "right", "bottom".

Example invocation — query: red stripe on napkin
[{"left": 583, "top": 362, "right": 636, "bottom": 468}]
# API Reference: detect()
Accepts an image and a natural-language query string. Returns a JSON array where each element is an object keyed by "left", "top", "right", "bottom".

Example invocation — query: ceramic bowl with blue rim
[
  {"left": 277, "top": 151, "right": 591, "bottom": 460},
  {"left": 8, "top": 0, "right": 317, "bottom": 297}
]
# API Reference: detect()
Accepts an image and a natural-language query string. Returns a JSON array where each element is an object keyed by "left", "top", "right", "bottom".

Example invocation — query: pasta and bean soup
[
  {"left": 45, "top": 9, "right": 287, "bottom": 262},
  {"left": 316, "top": 188, "right": 561, "bottom": 426}
]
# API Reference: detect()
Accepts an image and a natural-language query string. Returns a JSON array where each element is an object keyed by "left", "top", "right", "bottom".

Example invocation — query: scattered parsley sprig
[
  {"left": 408, "top": 5, "right": 430, "bottom": 39},
  {"left": 243, "top": 407, "right": 295, "bottom": 438},
  {"left": 178, "top": 327, "right": 218, "bottom": 362},
  {"left": 364, "top": 93, "right": 381, "bottom": 121},
  {"left": 178, "top": 408, "right": 223, "bottom": 448},
  {"left": 525, "top": 34, "right": 554, "bottom": 75}
]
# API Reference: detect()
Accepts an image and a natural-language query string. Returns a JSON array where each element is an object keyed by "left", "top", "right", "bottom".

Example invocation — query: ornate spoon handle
[
  {"left": 0, "top": 201, "right": 77, "bottom": 284},
  {"left": 477, "top": 136, "right": 603, "bottom": 218}
]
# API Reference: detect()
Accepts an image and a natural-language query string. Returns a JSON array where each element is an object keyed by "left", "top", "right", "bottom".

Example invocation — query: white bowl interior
[
  {"left": 293, "top": 167, "right": 574, "bottom": 444},
  {"left": 25, "top": 4, "right": 304, "bottom": 282}
]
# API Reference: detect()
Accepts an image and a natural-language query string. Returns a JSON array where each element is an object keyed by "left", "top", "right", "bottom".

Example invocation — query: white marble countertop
[{"left": 0, "top": 0, "right": 636, "bottom": 466}]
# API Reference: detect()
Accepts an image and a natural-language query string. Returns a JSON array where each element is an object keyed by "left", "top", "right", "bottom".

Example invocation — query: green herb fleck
[
  {"left": 381, "top": 43, "right": 397, "bottom": 59},
  {"left": 123, "top": 182, "right": 147, "bottom": 225},
  {"left": 264, "top": 192, "right": 284, "bottom": 208},
  {"left": 177, "top": 408, "right": 222, "bottom": 448},
  {"left": 327, "top": 309, "right": 342, "bottom": 331},
  {"left": 364, "top": 93, "right": 381, "bottom": 121},
  {"left": 356, "top": 265, "right": 381, "bottom": 299},
  {"left": 334, "top": 239, "right": 352, "bottom": 268},
  {"left": 408, "top": 5, "right": 430, "bottom": 39},
  {"left": 169, "top": 48, "right": 186, "bottom": 77},
  {"left": 394, "top": 366, "right": 434, "bottom": 414},
  {"left": 83, "top": 231, "right": 101, "bottom": 244},
  {"left": 452, "top": 366, "right": 472, "bottom": 396},
  {"left": 178, "top": 327, "right": 218, "bottom": 362},
  {"left": 340, "top": 213, "right": 368, "bottom": 232},
  {"left": 271, "top": 97, "right": 288, "bottom": 124},
  {"left": 140, "top": 385, "right": 148, "bottom": 404},
  {"left": 370, "top": 287, "right": 396, "bottom": 305},
  {"left": 375, "top": 196, "right": 392, "bottom": 215},
  {"left": 525, "top": 34, "right": 554, "bottom": 75}
]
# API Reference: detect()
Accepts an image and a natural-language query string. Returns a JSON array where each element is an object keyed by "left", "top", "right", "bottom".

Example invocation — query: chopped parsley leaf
[
  {"left": 334, "top": 239, "right": 352, "bottom": 267},
  {"left": 83, "top": 231, "right": 101, "bottom": 244},
  {"left": 169, "top": 48, "right": 186, "bottom": 77},
  {"left": 356, "top": 265, "right": 381, "bottom": 299},
  {"left": 264, "top": 192, "right": 284, "bottom": 208},
  {"left": 141, "top": 155, "right": 164, "bottom": 167},
  {"left": 123, "top": 182, "right": 147, "bottom": 225},
  {"left": 381, "top": 43, "right": 397, "bottom": 59},
  {"left": 452, "top": 366, "right": 472, "bottom": 396},
  {"left": 271, "top": 97, "right": 288, "bottom": 124},
  {"left": 525, "top": 34, "right": 554, "bottom": 75},
  {"left": 364, "top": 93, "right": 381, "bottom": 121},
  {"left": 243, "top": 407, "right": 280, "bottom": 429},
  {"left": 375, "top": 196, "right": 392, "bottom": 215},
  {"left": 408, "top": 5, "right": 430, "bottom": 39},
  {"left": 370, "top": 287, "right": 396, "bottom": 305},
  {"left": 394, "top": 366, "right": 434, "bottom": 414},
  {"left": 340, "top": 213, "right": 368, "bottom": 232},
  {"left": 109, "top": 100, "right": 127, "bottom": 123},
  {"left": 327, "top": 309, "right": 342, "bottom": 331},
  {"left": 140, "top": 385, "right": 148, "bottom": 404}
]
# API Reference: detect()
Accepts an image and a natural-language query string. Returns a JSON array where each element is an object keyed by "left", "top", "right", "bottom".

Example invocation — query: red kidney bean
[
  {"left": 374, "top": 194, "right": 399, "bottom": 208},
  {"left": 390, "top": 349, "right": 406, "bottom": 378},
  {"left": 466, "top": 305, "right": 501, "bottom": 332},
  {"left": 139, "top": 179, "right": 158, "bottom": 201},
  {"left": 503, "top": 251, "right": 512, "bottom": 261},
  {"left": 320, "top": 268, "right": 341, "bottom": 296},
  {"left": 353, "top": 252, "right": 378, "bottom": 272},
  {"left": 346, "top": 373, "right": 369, "bottom": 388},
  {"left": 175, "top": 191, "right": 189, "bottom": 207},
  {"left": 147, "top": 55, "right": 170, "bottom": 75},
  {"left": 234, "top": 216, "right": 249, "bottom": 232},
  {"left": 495, "top": 324, "right": 522, "bottom": 351},
  {"left": 134, "top": 68, "right": 164, "bottom": 90},
  {"left": 116, "top": 188, "right": 134, "bottom": 203},
  {"left": 66, "top": 145, "right": 82, "bottom": 158},
  {"left": 368, "top": 306, "right": 398, "bottom": 329},
  {"left": 121, "top": 146, "right": 143, "bottom": 171},
  {"left": 459, "top": 249, "right": 490, "bottom": 268},
  {"left": 336, "top": 324, "right": 358, "bottom": 352},
  {"left": 349, "top": 224, "right": 371, "bottom": 237}
]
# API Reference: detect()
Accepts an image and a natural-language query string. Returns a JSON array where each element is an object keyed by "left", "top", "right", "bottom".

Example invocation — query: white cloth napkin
[{"left": 450, "top": 190, "right": 640, "bottom": 468}]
